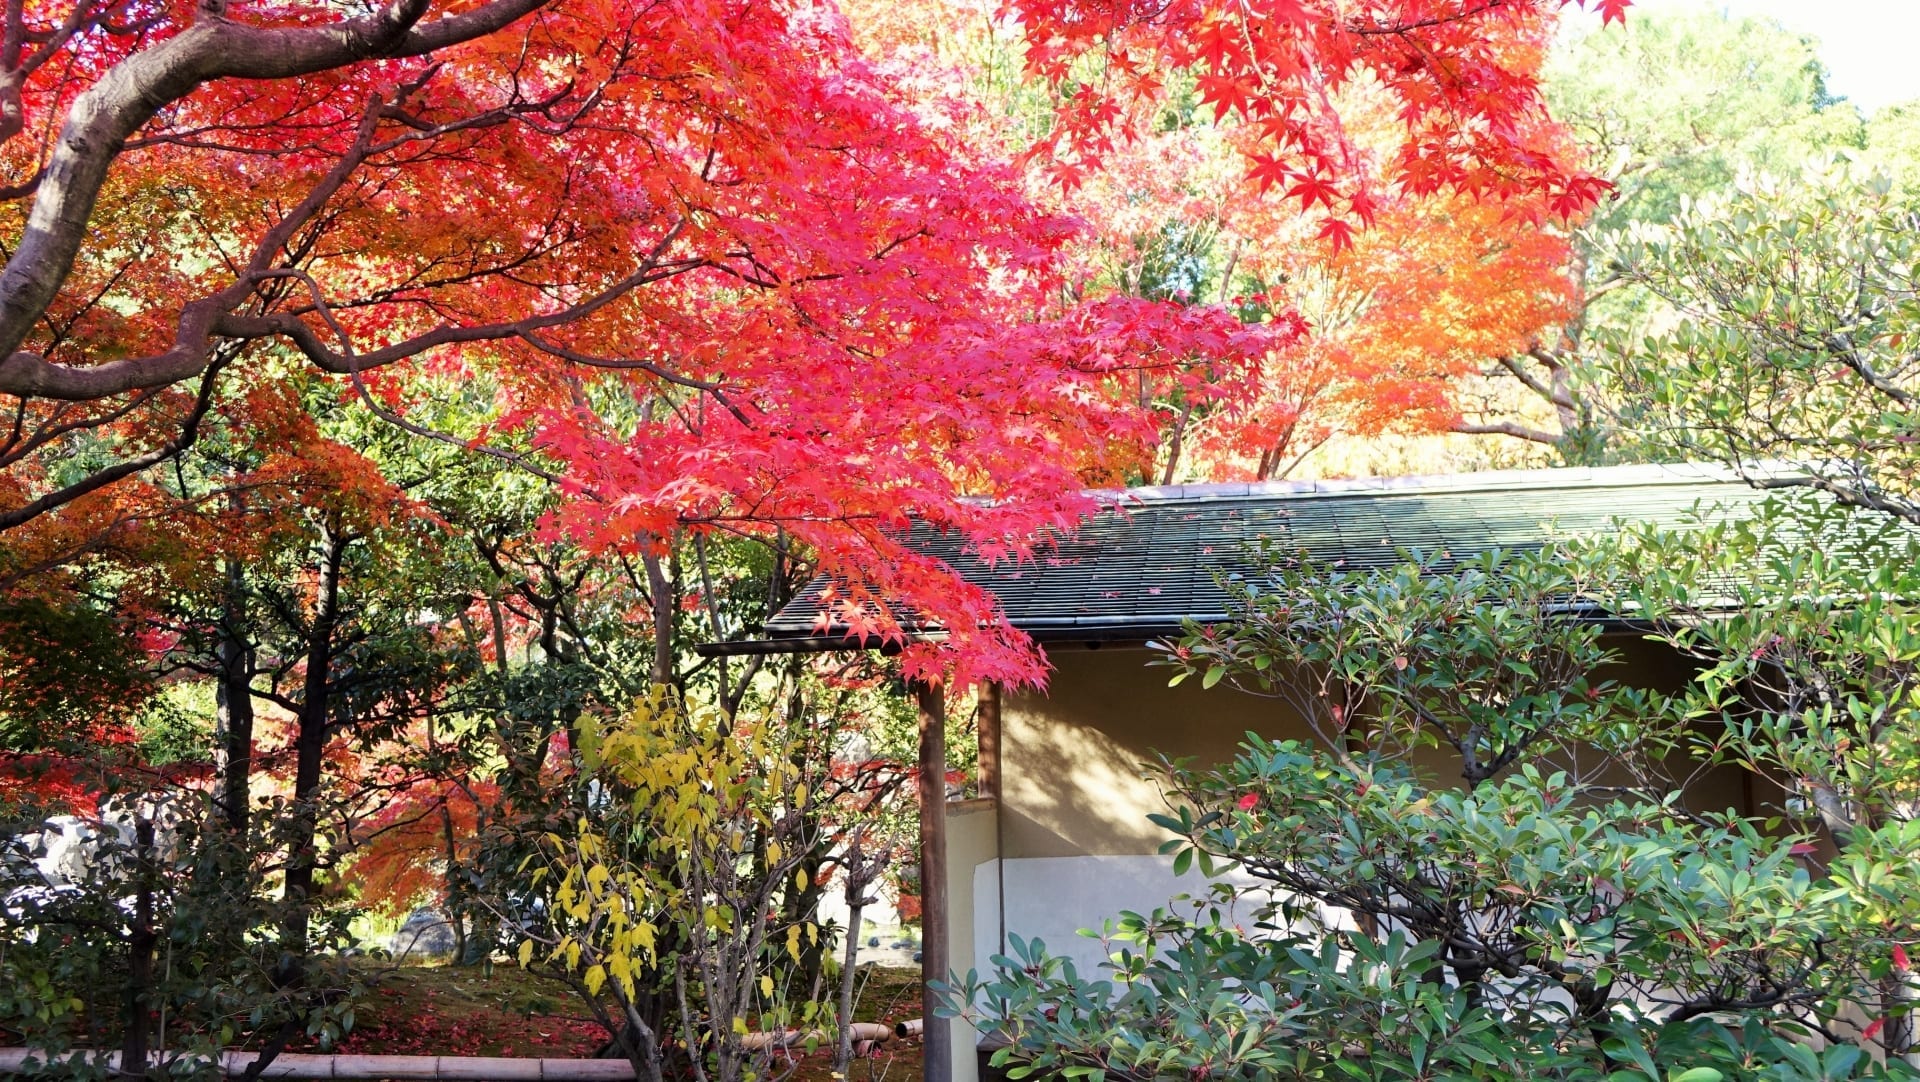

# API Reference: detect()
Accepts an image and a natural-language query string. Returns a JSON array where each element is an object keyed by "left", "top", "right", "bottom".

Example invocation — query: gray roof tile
[{"left": 756, "top": 465, "right": 1786, "bottom": 644}]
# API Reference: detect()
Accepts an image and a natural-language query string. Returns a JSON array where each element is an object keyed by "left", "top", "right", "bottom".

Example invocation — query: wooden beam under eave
[{"left": 914, "top": 680, "right": 953, "bottom": 1082}]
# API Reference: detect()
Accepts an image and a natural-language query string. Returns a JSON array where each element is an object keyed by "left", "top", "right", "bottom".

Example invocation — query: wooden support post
[
  {"left": 978, "top": 682, "right": 1001, "bottom": 803},
  {"left": 915, "top": 681, "right": 952, "bottom": 1082}
]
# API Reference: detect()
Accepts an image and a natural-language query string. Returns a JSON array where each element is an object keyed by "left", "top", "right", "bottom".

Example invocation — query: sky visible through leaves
[{"left": 1563, "top": 0, "right": 1920, "bottom": 112}]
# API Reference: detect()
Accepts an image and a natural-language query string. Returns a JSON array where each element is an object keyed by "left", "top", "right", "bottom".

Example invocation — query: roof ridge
[{"left": 707, "top": 463, "right": 1820, "bottom": 656}]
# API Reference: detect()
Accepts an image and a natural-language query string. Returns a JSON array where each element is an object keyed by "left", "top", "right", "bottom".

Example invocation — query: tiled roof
[{"left": 720, "top": 464, "right": 1795, "bottom": 652}]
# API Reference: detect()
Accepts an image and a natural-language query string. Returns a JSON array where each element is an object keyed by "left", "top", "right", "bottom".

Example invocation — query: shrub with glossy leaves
[{"left": 944, "top": 541, "right": 1920, "bottom": 1080}]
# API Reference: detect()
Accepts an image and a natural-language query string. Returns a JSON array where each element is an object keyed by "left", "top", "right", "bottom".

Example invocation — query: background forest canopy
[{"left": 2, "top": 0, "right": 1920, "bottom": 1076}]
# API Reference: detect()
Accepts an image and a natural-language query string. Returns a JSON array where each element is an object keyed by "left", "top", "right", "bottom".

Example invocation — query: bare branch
[{"left": 1449, "top": 418, "right": 1561, "bottom": 445}]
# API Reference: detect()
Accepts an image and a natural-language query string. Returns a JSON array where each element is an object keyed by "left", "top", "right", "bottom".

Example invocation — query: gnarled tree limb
[{"left": 0, "top": 0, "right": 551, "bottom": 390}]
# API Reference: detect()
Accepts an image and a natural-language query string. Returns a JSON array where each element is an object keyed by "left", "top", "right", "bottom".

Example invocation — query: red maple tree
[{"left": 0, "top": 0, "right": 1615, "bottom": 686}]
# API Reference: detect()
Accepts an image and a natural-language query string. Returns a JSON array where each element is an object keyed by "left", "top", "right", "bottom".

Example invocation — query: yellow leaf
[
  {"left": 794, "top": 868, "right": 809, "bottom": 892},
  {"left": 585, "top": 964, "right": 606, "bottom": 996},
  {"left": 759, "top": 974, "right": 774, "bottom": 1000},
  {"left": 517, "top": 940, "right": 534, "bottom": 968}
]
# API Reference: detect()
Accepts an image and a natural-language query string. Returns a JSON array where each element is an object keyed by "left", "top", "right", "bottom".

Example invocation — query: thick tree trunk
[
  {"left": 914, "top": 683, "right": 951, "bottom": 1082},
  {"left": 118, "top": 815, "right": 158, "bottom": 1082},
  {"left": 279, "top": 528, "right": 348, "bottom": 972},
  {"left": 641, "top": 547, "right": 673, "bottom": 689},
  {"left": 214, "top": 557, "right": 256, "bottom": 836}
]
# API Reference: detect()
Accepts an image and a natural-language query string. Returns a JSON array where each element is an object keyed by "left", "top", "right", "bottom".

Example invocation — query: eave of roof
[{"left": 695, "top": 463, "right": 1799, "bottom": 658}]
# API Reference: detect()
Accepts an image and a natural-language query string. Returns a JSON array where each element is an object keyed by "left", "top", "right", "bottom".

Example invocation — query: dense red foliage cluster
[
  {"left": 0, "top": 0, "right": 1616, "bottom": 690},
  {"left": 1012, "top": 0, "right": 1619, "bottom": 229}
]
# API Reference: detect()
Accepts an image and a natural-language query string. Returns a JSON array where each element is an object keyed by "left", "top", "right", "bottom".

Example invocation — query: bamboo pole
[
  {"left": 915, "top": 680, "right": 952, "bottom": 1082},
  {"left": 736, "top": 1023, "right": 895, "bottom": 1051}
]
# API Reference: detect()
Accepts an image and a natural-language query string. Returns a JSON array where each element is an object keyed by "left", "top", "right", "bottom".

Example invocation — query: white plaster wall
[
  {"left": 968, "top": 854, "right": 1308, "bottom": 984},
  {"left": 945, "top": 800, "right": 1001, "bottom": 1082}
]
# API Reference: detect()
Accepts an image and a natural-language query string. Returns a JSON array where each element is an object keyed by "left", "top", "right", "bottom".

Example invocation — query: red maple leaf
[
  {"left": 1246, "top": 153, "right": 1293, "bottom": 191},
  {"left": 1592, "top": 0, "right": 1632, "bottom": 26},
  {"left": 1315, "top": 216, "right": 1357, "bottom": 255},
  {"left": 1195, "top": 72, "right": 1259, "bottom": 122}
]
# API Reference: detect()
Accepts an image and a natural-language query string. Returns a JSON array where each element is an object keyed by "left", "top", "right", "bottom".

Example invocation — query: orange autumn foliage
[
  {"left": 846, "top": 2, "right": 1582, "bottom": 486},
  {"left": 348, "top": 776, "right": 496, "bottom": 917},
  {"left": 1192, "top": 189, "right": 1578, "bottom": 479}
]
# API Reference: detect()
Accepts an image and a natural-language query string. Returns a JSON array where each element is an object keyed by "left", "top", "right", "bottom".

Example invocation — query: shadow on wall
[
  {"left": 997, "top": 635, "right": 1768, "bottom": 859},
  {"left": 1000, "top": 645, "right": 1305, "bottom": 859}
]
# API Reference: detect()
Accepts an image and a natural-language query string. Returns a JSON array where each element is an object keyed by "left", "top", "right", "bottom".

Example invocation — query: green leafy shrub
[{"left": 943, "top": 540, "right": 1920, "bottom": 1081}]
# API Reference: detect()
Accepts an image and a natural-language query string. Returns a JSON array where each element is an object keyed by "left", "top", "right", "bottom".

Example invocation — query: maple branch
[
  {"left": 0, "top": 165, "right": 40, "bottom": 201},
  {"left": 366, "top": 70, "right": 581, "bottom": 154},
  {"left": 1265, "top": 432, "right": 1330, "bottom": 482},
  {"left": 252, "top": 266, "right": 578, "bottom": 489},
  {"left": 517, "top": 329, "right": 754, "bottom": 428},
  {"left": 0, "top": 291, "right": 236, "bottom": 398},
  {"left": 234, "top": 222, "right": 696, "bottom": 374},
  {"left": 1527, "top": 343, "right": 1567, "bottom": 372},
  {"left": 0, "top": 385, "right": 161, "bottom": 468},
  {"left": 1343, "top": 0, "right": 1507, "bottom": 36},
  {"left": 0, "top": 69, "right": 19, "bottom": 148},
  {"left": 0, "top": 0, "right": 122, "bottom": 154},
  {"left": 0, "top": 75, "right": 694, "bottom": 403},
  {"left": 0, "top": 86, "right": 391, "bottom": 399},
  {"left": 0, "top": 348, "right": 227, "bottom": 530},
  {"left": 1584, "top": 275, "right": 1627, "bottom": 304},
  {"left": 1492, "top": 351, "right": 1571, "bottom": 410},
  {"left": 0, "top": 0, "right": 553, "bottom": 382},
  {"left": 1449, "top": 418, "right": 1560, "bottom": 445},
  {"left": 0, "top": 506, "right": 136, "bottom": 589}
]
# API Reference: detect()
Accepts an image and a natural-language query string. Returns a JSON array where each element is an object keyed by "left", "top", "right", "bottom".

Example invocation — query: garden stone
[{"left": 392, "top": 908, "right": 458, "bottom": 961}]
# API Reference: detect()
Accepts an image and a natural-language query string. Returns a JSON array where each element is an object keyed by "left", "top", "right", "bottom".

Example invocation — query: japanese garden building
[{"left": 702, "top": 462, "right": 1791, "bottom": 1082}]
